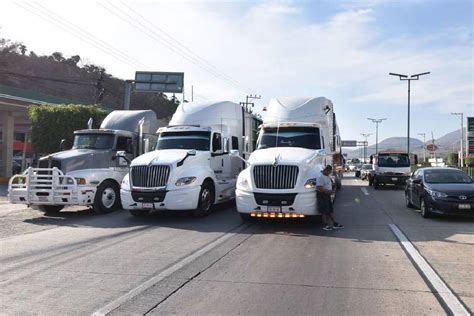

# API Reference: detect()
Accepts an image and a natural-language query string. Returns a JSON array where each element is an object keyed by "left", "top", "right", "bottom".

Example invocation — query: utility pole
[
  {"left": 124, "top": 80, "right": 132, "bottom": 110},
  {"left": 241, "top": 94, "right": 261, "bottom": 113},
  {"left": 360, "top": 133, "right": 372, "bottom": 163},
  {"left": 418, "top": 133, "right": 426, "bottom": 163},
  {"left": 389, "top": 72, "right": 430, "bottom": 155},
  {"left": 367, "top": 118, "right": 386, "bottom": 154},
  {"left": 451, "top": 112, "right": 464, "bottom": 167}
]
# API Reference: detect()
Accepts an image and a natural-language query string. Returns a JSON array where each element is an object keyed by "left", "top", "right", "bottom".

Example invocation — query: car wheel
[
  {"left": 193, "top": 181, "right": 214, "bottom": 217},
  {"left": 129, "top": 209, "right": 150, "bottom": 217},
  {"left": 405, "top": 191, "right": 414, "bottom": 208},
  {"left": 420, "top": 199, "right": 433, "bottom": 218},
  {"left": 38, "top": 205, "right": 64, "bottom": 214},
  {"left": 93, "top": 180, "right": 121, "bottom": 214}
]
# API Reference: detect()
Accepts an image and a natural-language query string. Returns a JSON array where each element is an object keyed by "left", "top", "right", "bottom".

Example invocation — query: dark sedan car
[{"left": 405, "top": 167, "right": 474, "bottom": 218}]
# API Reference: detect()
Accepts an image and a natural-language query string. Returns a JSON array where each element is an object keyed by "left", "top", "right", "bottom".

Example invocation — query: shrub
[
  {"left": 29, "top": 104, "right": 109, "bottom": 154},
  {"left": 447, "top": 152, "right": 458, "bottom": 166},
  {"left": 465, "top": 157, "right": 474, "bottom": 167}
]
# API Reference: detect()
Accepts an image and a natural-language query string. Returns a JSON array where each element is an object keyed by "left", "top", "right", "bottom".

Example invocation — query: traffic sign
[
  {"left": 341, "top": 140, "right": 357, "bottom": 147},
  {"left": 426, "top": 144, "right": 438, "bottom": 152},
  {"left": 135, "top": 71, "right": 184, "bottom": 93}
]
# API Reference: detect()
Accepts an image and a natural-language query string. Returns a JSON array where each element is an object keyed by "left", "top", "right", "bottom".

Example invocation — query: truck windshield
[
  {"left": 378, "top": 155, "right": 410, "bottom": 167},
  {"left": 73, "top": 134, "right": 115, "bottom": 150},
  {"left": 156, "top": 131, "right": 211, "bottom": 151},
  {"left": 257, "top": 127, "right": 321, "bottom": 150}
]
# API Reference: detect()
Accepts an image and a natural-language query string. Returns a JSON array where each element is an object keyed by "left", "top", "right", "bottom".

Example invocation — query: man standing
[{"left": 316, "top": 165, "right": 344, "bottom": 231}]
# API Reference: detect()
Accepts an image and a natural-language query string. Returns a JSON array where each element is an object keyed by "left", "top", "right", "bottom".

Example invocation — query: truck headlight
[
  {"left": 427, "top": 189, "right": 448, "bottom": 199},
  {"left": 237, "top": 176, "right": 249, "bottom": 190},
  {"left": 304, "top": 178, "right": 317, "bottom": 189},
  {"left": 121, "top": 174, "right": 130, "bottom": 190},
  {"left": 75, "top": 178, "right": 86, "bottom": 185},
  {"left": 176, "top": 177, "right": 197, "bottom": 186}
]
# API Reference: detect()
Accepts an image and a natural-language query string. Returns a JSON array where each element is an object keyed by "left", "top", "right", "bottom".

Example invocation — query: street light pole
[
  {"left": 360, "top": 133, "right": 372, "bottom": 163},
  {"left": 367, "top": 118, "right": 386, "bottom": 154},
  {"left": 451, "top": 112, "right": 464, "bottom": 167},
  {"left": 389, "top": 72, "right": 430, "bottom": 155},
  {"left": 418, "top": 133, "right": 426, "bottom": 163}
]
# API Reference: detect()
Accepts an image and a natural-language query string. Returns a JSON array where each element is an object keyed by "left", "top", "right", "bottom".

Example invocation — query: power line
[
  {"left": 99, "top": 1, "right": 247, "bottom": 93},
  {"left": 15, "top": 1, "right": 148, "bottom": 71},
  {"left": 117, "top": 0, "right": 243, "bottom": 88},
  {"left": 29, "top": 1, "right": 149, "bottom": 70}
]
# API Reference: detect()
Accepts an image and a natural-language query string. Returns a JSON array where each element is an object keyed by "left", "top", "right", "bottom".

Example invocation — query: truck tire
[
  {"left": 373, "top": 178, "right": 379, "bottom": 190},
  {"left": 368, "top": 176, "right": 373, "bottom": 186},
  {"left": 193, "top": 181, "right": 214, "bottom": 217},
  {"left": 239, "top": 213, "right": 251, "bottom": 222},
  {"left": 38, "top": 205, "right": 64, "bottom": 214},
  {"left": 130, "top": 209, "right": 150, "bottom": 217},
  {"left": 93, "top": 180, "right": 121, "bottom": 214}
]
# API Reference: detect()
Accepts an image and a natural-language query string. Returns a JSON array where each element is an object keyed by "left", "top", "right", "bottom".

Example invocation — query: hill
[
  {"left": 344, "top": 129, "right": 465, "bottom": 159},
  {"left": 0, "top": 38, "right": 178, "bottom": 119}
]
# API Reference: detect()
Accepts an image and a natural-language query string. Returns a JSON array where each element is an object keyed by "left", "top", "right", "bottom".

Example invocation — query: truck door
[{"left": 210, "top": 132, "right": 224, "bottom": 179}]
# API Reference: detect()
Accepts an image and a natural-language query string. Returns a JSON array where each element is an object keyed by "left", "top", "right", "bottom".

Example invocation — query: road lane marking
[
  {"left": 360, "top": 188, "right": 369, "bottom": 196},
  {"left": 93, "top": 223, "right": 251, "bottom": 316},
  {"left": 389, "top": 224, "right": 470, "bottom": 316}
]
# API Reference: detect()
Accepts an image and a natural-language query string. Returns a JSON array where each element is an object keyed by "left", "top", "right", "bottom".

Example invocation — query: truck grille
[
  {"left": 131, "top": 165, "right": 170, "bottom": 188},
  {"left": 253, "top": 165, "right": 299, "bottom": 189}
]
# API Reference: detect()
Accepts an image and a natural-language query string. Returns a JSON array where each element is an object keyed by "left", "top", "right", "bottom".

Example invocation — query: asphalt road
[{"left": 0, "top": 174, "right": 472, "bottom": 315}]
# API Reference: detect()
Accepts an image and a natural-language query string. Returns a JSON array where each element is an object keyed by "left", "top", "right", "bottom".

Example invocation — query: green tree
[
  {"left": 447, "top": 152, "right": 458, "bottom": 166},
  {"left": 29, "top": 104, "right": 109, "bottom": 154},
  {"left": 465, "top": 157, "right": 474, "bottom": 167}
]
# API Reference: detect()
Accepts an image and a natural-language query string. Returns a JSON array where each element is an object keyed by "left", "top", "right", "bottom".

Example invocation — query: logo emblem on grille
[
  {"left": 273, "top": 154, "right": 282, "bottom": 167},
  {"left": 459, "top": 195, "right": 467, "bottom": 200}
]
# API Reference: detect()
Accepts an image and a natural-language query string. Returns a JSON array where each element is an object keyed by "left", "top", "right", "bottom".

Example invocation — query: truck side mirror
[
  {"left": 229, "top": 150, "right": 240, "bottom": 157},
  {"left": 59, "top": 139, "right": 66, "bottom": 151},
  {"left": 112, "top": 151, "right": 131, "bottom": 166},
  {"left": 414, "top": 154, "right": 418, "bottom": 165},
  {"left": 126, "top": 139, "right": 134, "bottom": 155},
  {"left": 369, "top": 155, "right": 373, "bottom": 164}
]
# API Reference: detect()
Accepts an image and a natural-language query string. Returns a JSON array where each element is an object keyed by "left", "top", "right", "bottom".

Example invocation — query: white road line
[
  {"left": 389, "top": 224, "right": 470, "bottom": 316},
  {"left": 360, "top": 188, "right": 369, "bottom": 196},
  {"left": 93, "top": 223, "right": 251, "bottom": 316}
]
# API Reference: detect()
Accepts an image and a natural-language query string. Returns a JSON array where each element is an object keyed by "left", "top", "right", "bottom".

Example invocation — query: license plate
[
  {"left": 142, "top": 203, "right": 154, "bottom": 209},
  {"left": 392, "top": 177, "right": 398, "bottom": 181},
  {"left": 458, "top": 204, "right": 471, "bottom": 210},
  {"left": 38, "top": 196, "right": 48, "bottom": 202},
  {"left": 267, "top": 206, "right": 281, "bottom": 212}
]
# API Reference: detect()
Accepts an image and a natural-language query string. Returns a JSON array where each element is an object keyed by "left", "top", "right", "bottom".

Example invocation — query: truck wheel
[
  {"left": 368, "top": 177, "right": 373, "bottom": 186},
  {"left": 193, "top": 181, "right": 214, "bottom": 217},
  {"left": 93, "top": 180, "right": 120, "bottom": 214},
  {"left": 130, "top": 209, "right": 150, "bottom": 217},
  {"left": 38, "top": 205, "right": 64, "bottom": 214},
  {"left": 239, "top": 213, "right": 251, "bottom": 222}
]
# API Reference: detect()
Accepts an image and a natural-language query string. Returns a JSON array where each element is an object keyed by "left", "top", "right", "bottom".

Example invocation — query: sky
[{"left": 0, "top": 0, "right": 473, "bottom": 145}]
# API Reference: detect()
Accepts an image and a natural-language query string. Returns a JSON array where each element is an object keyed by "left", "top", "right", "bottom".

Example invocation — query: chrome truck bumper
[{"left": 8, "top": 167, "right": 96, "bottom": 206}]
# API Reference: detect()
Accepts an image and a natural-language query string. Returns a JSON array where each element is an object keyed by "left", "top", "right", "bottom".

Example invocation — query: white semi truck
[
  {"left": 234, "top": 97, "right": 342, "bottom": 220},
  {"left": 8, "top": 110, "right": 160, "bottom": 214},
  {"left": 369, "top": 151, "right": 417, "bottom": 189},
  {"left": 120, "top": 101, "right": 261, "bottom": 217}
]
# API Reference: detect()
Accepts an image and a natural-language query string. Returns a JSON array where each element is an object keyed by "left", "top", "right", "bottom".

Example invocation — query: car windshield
[
  {"left": 257, "top": 126, "right": 321, "bottom": 150},
  {"left": 424, "top": 170, "right": 473, "bottom": 184},
  {"left": 378, "top": 154, "right": 410, "bottom": 167},
  {"left": 156, "top": 131, "right": 211, "bottom": 151},
  {"left": 73, "top": 133, "right": 115, "bottom": 150},
  {"left": 362, "top": 164, "right": 373, "bottom": 170}
]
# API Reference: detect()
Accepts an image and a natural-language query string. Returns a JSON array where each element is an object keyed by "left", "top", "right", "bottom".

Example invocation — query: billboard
[
  {"left": 135, "top": 71, "right": 184, "bottom": 93},
  {"left": 341, "top": 140, "right": 357, "bottom": 147}
]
